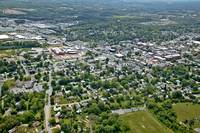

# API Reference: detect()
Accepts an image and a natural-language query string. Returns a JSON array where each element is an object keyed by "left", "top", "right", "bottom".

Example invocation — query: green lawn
[
  {"left": 119, "top": 110, "right": 167, "bottom": 133},
  {"left": 0, "top": 48, "right": 31, "bottom": 59},
  {"left": 173, "top": 103, "right": 200, "bottom": 128},
  {"left": 173, "top": 103, "right": 200, "bottom": 121}
]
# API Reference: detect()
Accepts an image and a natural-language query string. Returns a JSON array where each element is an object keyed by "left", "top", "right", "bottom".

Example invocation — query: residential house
[
  {"left": 32, "top": 121, "right": 40, "bottom": 128},
  {"left": 24, "top": 81, "right": 34, "bottom": 89},
  {"left": 54, "top": 97, "right": 60, "bottom": 104},
  {"left": 15, "top": 80, "right": 23, "bottom": 88}
]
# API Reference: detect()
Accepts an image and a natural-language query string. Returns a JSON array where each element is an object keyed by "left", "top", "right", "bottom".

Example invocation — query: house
[
  {"left": 76, "top": 104, "right": 81, "bottom": 110},
  {"left": 82, "top": 103, "right": 88, "bottom": 108},
  {"left": 82, "top": 93, "right": 88, "bottom": 97},
  {"left": 55, "top": 117, "right": 59, "bottom": 124},
  {"left": 54, "top": 97, "right": 60, "bottom": 103},
  {"left": 56, "top": 92, "right": 63, "bottom": 96},
  {"left": 69, "top": 96, "right": 77, "bottom": 100},
  {"left": 54, "top": 106, "right": 61, "bottom": 112},
  {"left": 32, "top": 121, "right": 40, "bottom": 128},
  {"left": 65, "top": 90, "right": 71, "bottom": 94},
  {"left": 0, "top": 74, "right": 4, "bottom": 80},
  {"left": 15, "top": 80, "right": 23, "bottom": 88},
  {"left": 78, "top": 119, "right": 83, "bottom": 123},
  {"left": 29, "top": 68, "right": 36, "bottom": 74},
  {"left": 24, "top": 81, "right": 34, "bottom": 89},
  {"left": 66, "top": 106, "right": 72, "bottom": 111},
  {"left": 55, "top": 112, "right": 61, "bottom": 117},
  {"left": 15, "top": 102, "right": 20, "bottom": 107},
  {"left": 101, "top": 98, "right": 108, "bottom": 102},
  {"left": 115, "top": 54, "right": 124, "bottom": 58},
  {"left": 76, "top": 109, "right": 82, "bottom": 114}
]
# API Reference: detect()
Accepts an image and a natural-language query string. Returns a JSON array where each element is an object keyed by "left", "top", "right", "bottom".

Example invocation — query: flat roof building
[
  {"left": 165, "top": 54, "right": 181, "bottom": 61},
  {"left": 115, "top": 54, "right": 124, "bottom": 58},
  {"left": 0, "top": 35, "right": 9, "bottom": 40}
]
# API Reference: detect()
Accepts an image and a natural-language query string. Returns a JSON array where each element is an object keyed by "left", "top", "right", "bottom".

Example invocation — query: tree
[
  {"left": 50, "top": 97, "right": 55, "bottom": 105},
  {"left": 172, "top": 91, "right": 183, "bottom": 99},
  {"left": 23, "top": 53, "right": 31, "bottom": 59},
  {"left": 135, "top": 95, "right": 141, "bottom": 102},
  {"left": 17, "top": 99, "right": 27, "bottom": 111},
  {"left": 51, "top": 80, "right": 56, "bottom": 87},
  {"left": 124, "top": 84, "right": 129, "bottom": 90},
  {"left": 49, "top": 54, "right": 53, "bottom": 59},
  {"left": 106, "top": 58, "right": 109, "bottom": 64},
  {"left": 49, "top": 117, "right": 56, "bottom": 126},
  {"left": 79, "top": 121, "right": 86, "bottom": 132},
  {"left": 147, "top": 102, "right": 157, "bottom": 109},
  {"left": 14, "top": 75, "right": 18, "bottom": 81},
  {"left": 20, "top": 111, "right": 35, "bottom": 123}
]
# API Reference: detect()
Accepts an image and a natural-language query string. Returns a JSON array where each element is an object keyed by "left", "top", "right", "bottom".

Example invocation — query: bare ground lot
[{"left": 3, "top": 9, "right": 26, "bottom": 15}]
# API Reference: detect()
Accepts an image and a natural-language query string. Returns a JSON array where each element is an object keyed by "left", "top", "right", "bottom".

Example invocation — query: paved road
[
  {"left": 51, "top": 98, "right": 92, "bottom": 107},
  {"left": 0, "top": 83, "right": 4, "bottom": 97},
  {"left": 111, "top": 103, "right": 146, "bottom": 115},
  {"left": 21, "top": 63, "right": 30, "bottom": 77},
  {"left": 45, "top": 71, "right": 52, "bottom": 133}
]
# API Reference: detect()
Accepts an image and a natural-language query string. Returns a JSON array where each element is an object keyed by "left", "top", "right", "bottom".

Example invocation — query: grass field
[
  {"left": 173, "top": 103, "right": 200, "bottom": 128},
  {"left": 0, "top": 48, "right": 31, "bottom": 59},
  {"left": 119, "top": 110, "right": 167, "bottom": 133},
  {"left": 173, "top": 103, "right": 200, "bottom": 121}
]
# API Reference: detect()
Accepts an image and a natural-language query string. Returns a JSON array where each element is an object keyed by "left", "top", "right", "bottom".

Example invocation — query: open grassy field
[
  {"left": 119, "top": 110, "right": 167, "bottom": 133},
  {"left": 173, "top": 103, "right": 200, "bottom": 121},
  {"left": 0, "top": 48, "right": 31, "bottom": 59},
  {"left": 173, "top": 103, "right": 200, "bottom": 128}
]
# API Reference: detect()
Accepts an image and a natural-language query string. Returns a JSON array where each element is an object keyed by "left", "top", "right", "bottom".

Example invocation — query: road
[
  {"left": 51, "top": 98, "right": 92, "bottom": 107},
  {"left": 0, "top": 83, "right": 4, "bottom": 97},
  {"left": 45, "top": 71, "right": 52, "bottom": 133},
  {"left": 21, "top": 63, "right": 30, "bottom": 77},
  {"left": 0, "top": 63, "right": 30, "bottom": 83}
]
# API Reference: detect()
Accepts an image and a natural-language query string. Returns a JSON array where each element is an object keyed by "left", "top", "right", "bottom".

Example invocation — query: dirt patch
[
  {"left": 5, "top": 50, "right": 11, "bottom": 52},
  {"left": 0, "top": 53, "right": 7, "bottom": 57},
  {"left": 3, "top": 9, "right": 26, "bottom": 15}
]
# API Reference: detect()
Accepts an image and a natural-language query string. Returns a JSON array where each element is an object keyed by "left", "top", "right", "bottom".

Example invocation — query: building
[
  {"left": 0, "top": 35, "right": 9, "bottom": 40},
  {"left": 66, "top": 106, "right": 72, "bottom": 111},
  {"left": 165, "top": 54, "right": 181, "bottom": 61},
  {"left": 54, "top": 106, "right": 61, "bottom": 112},
  {"left": 55, "top": 112, "right": 61, "bottom": 117},
  {"left": 154, "top": 56, "right": 166, "bottom": 62},
  {"left": 32, "top": 121, "right": 40, "bottom": 128},
  {"left": 15, "top": 80, "right": 23, "bottom": 88},
  {"left": 24, "top": 81, "right": 34, "bottom": 89},
  {"left": 54, "top": 97, "right": 60, "bottom": 103},
  {"left": 110, "top": 49, "right": 116, "bottom": 52},
  {"left": 55, "top": 117, "right": 59, "bottom": 124},
  {"left": 51, "top": 47, "right": 64, "bottom": 55},
  {"left": 115, "top": 54, "right": 124, "bottom": 58},
  {"left": 0, "top": 74, "right": 4, "bottom": 80}
]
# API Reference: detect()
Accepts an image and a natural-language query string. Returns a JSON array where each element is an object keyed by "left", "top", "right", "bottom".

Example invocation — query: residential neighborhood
[{"left": 0, "top": 0, "right": 200, "bottom": 133}]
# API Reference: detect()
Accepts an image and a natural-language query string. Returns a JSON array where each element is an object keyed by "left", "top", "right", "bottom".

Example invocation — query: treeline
[
  {"left": 0, "top": 61, "right": 18, "bottom": 73},
  {"left": 0, "top": 92, "right": 45, "bottom": 133},
  {"left": 0, "top": 41, "right": 42, "bottom": 50}
]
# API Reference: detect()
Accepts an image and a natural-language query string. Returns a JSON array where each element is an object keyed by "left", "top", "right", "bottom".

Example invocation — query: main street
[{"left": 45, "top": 71, "right": 52, "bottom": 133}]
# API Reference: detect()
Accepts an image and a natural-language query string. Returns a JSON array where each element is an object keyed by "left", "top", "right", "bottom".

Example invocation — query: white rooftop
[{"left": 0, "top": 35, "right": 9, "bottom": 40}]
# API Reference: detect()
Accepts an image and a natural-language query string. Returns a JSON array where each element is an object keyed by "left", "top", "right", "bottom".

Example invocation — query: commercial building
[
  {"left": 165, "top": 54, "right": 181, "bottom": 61},
  {"left": 0, "top": 35, "right": 9, "bottom": 40},
  {"left": 115, "top": 54, "right": 124, "bottom": 58}
]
